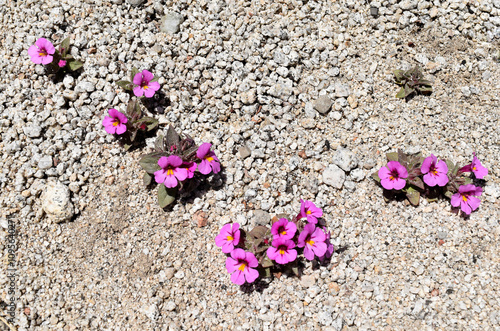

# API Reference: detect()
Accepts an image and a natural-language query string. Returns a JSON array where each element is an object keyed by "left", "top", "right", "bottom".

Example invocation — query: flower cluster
[
  {"left": 215, "top": 200, "right": 334, "bottom": 286},
  {"left": 117, "top": 68, "right": 161, "bottom": 98},
  {"left": 373, "top": 150, "right": 488, "bottom": 215},
  {"left": 139, "top": 126, "right": 221, "bottom": 208},
  {"left": 28, "top": 37, "right": 83, "bottom": 73}
]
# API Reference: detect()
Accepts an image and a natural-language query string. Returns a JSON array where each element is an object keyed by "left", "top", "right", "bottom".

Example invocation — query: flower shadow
[{"left": 140, "top": 90, "right": 170, "bottom": 114}]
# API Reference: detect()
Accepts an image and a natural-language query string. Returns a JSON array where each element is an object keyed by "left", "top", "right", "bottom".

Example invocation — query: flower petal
[
  {"left": 158, "top": 156, "right": 169, "bottom": 169},
  {"left": 167, "top": 155, "right": 183, "bottom": 167},
  {"left": 230, "top": 248, "right": 246, "bottom": 261},
  {"left": 303, "top": 246, "right": 314, "bottom": 260},
  {"left": 245, "top": 267, "right": 259, "bottom": 284},
  {"left": 174, "top": 167, "right": 188, "bottom": 182},
  {"left": 133, "top": 85, "right": 144, "bottom": 97},
  {"left": 450, "top": 193, "right": 462, "bottom": 207},
  {"left": 460, "top": 200, "right": 472, "bottom": 215},
  {"left": 197, "top": 159, "right": 211, "bottom": 175},
  {"left": 154, "top": 169, "right": 166, "bottom": 184},
  {"left": 378, "top": 166, "right": 391, "bottom": 180},
  {"left": 267, "top": 247, "right": 279, "bottom": 260},
  {"left": 420, "top": 156, "right": 433, "bottom": 174},
  {"left": 230, "top": 270, "right": 245, "bottom": 285},
  {"left": 225, "top": 257, "right": 239, "bottom": 273},
  {"left": 144, "top": 87, "right": 156, "bottom": 98},
  {"left": 392, "top": 178, "right": 406, "bottom": 190},
  {"left": 467, "top": 196, "right": 481, "bottom": 211},
  {"left": 196, "top": 143, "right": 212, "bottom": 159},
  {"left": 115, "top": 124, "right": 127, "bottom": 135},
  {"left": 423, "top": 173, "right": 437, "bottom": 187},
  {"left": 245, "top": 252, "right": 259, "bottom": 268},
  {"left": 40, "top": 55, "right": 53, "bottom": 65},
  {"left": 133, "top": 72, "right": 143, "bottom": 85},
  {"left": 164, "top": 175, "right": 178, "bottom": 188},
  {"left": 380, "top": 178, "right": 395, "bottom": 190},
  {"left": 142, "top": 70, "right": 154, "bottom": 82}
]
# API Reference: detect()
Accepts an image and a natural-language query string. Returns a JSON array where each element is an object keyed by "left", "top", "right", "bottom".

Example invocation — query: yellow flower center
[
  {"left": 227, "top": 235, "right": 233, "bottom": 241},
  {"left": 166, "top": 169, "right": 174, "bottom": 176},
  {"left": 473, "top": 166, "right": 477, "bottom": 171},
  {"left": 462, "top": 195, "right": 468, "bottom": 202},
  {"left": 38, "top": 50, "right": 47, "bottom": 57},
  {"left": 389, "top": 175, "right": 395, "bottom": 181},
  {"left": 307, "top": 240, "right": 314, "bottom": 246},
  {"left": 279, "top": 249, "right": 285, "bottom": 255},
  {"left": 306, "top": 210, "right": 311, "bottom": 215},
  {"left": 238, "top": 262, "right": 247, "bottom": 271},
  {"left": 112, "top": 119, "right": 120, "bottom": 127},
  {"left": 142, "top": 84, "right": 149, "bottom": 89},
  {"left": 206, "top": 156, "right": 214, "bottom": 162},
  {"left": 280, "top": 230, "right": 286, "bottom": 235},
  {"left": 431, "top": 169, "right": 438, "bottom": 175}
]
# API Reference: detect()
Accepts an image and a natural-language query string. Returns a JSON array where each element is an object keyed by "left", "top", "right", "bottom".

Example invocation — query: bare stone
[
  {"left": 41, "top": 181, "right": 74, "bottom": 223},
  {"left": 314, "top": 95, "right": 333, "bottom": 114}
]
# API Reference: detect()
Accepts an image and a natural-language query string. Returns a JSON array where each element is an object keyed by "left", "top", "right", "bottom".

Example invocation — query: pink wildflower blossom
[
  {"left": 184, "top": 162, "right": 197, "bottom": 179},
  {"left": 215, "top": 223, "right": 240, "bottom": 253},
  {"left": 102, "top": 108, "right": 128, "bottom": 135},
  {"left": 421, "top": 154, "right": 449, "bottom": 187},
  {"left": 133, "top": 70, "right": 161, "bottom": 98},
  {"left": 271, "top": 218, "right": 297, "bottom": 240},
  {"left": 154, "top": 155, "right": 188, "bottom": 188},
  {"left": 267, "top": 238, "right": 297, "bottom": 265},
  {"left": 226, "top": 249, "right": 259, "bottom": 285},
  {"left": 319, "top": 231, "right": 334, "bottom": 263},
  {"left": 378, "top": 161, "right": 408, "bottom": 190},
  {"left": 298, "top": 199, "right": 323, "bottom": 224},
  {"left": 450, "top": 184, "right": 482, "bottom": 215},
  {"left": 196, "top": 143, "right": 221, "bottom": 175},
  {"left": 298, "top": 223, "right": 327, "bottom": 261},
  {"left": 459, "top": 153, "right": 488, "bottom": 179},
  {"left": 58, "top": 59, "right": 67, "bottom": 68},
  {"left": 28, "top": 38, "right": 55, "bottom": 65}
]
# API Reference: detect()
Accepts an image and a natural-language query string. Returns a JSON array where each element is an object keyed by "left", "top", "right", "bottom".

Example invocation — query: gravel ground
[{"left": 1, "top": 0, "right": 500, "bottom": 330}]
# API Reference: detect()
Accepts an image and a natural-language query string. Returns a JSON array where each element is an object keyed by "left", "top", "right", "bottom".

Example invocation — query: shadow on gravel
[
  {"left": 240, "top": 279, "right": 271, "bottom": 294},
  {"left": 140, "top": 90, "right": 170, "bottom": 114}
]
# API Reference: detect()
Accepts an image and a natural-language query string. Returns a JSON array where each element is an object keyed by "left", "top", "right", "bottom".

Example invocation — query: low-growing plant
[
  {"left": 117, "top": 68, "right": 161, "bottom": 98},
  {"left": 393, "top": 66, "right": 432, "bottom": 99},
  {"left": 372, "top": 150, "right": 488, "bottom": 215},
  {"left": 28, "top": 37, "right": 83, "bottom": 73},
  {"left": 102, "top": 99, "right": 159, "bottom": 150},
  {"left": 215, "top": 200, "right": 335, "bottom": 286},
  {"left": 139, "top": 126, "right": 221, "bottom": 208}
]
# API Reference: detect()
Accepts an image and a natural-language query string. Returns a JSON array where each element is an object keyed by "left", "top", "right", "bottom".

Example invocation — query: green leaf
[
  {"left": 136, "top": 117, "right": 159, "bottom": 131},
  {"left": 409, "top": 176, "right": 425, "bottom": 190},
  {"left": 406, "top": 187, "right": 420, "bottom": 206},
  {"left": 404, "top": 85, "right": 415, "bottom": 97},
  {"left": 419, "top": 86, "right": 433, "bottom": 93},
  {"left": 291, "top": 266, "right": 300, "bottom": 277},
  {"left": 158, "top": 185, "right": 176, "bottom": 208},
  {"left": 260, "top": 267, "right": 272, "bottom": 278},
  {"left": 386, "top": 152, "right": 398, "bottom": 162},
  {"left": 150, "top": 76, "right": 159, "bottom": 82},
  {"left": 166, "top": 126, "right": 180, "bottom": 149},
  {"left": 67, "top": 59, "right": 83, "bottom": 71},
  {"left": 393, "top": 69, "right": 405, "bottom": 81},
  {"left": 260, "top": 256, "right": 274, "bottom": 268},
  {"left": 143, "top": 173, "right": 152, "bottom": 186},
  {"left": 274, "top": 213, "right": 289, "bottom": 222},
  {"left": 117, "top": 80, "right": 132, "bottom": 91},
  {"left": 444, "top": 190, "right": 453, "bottom": 199},
  {"left": 248, "top": 226, "right": 269, "bottom": 240},
  {"left": 139, "top": 153, "right": 163, "bottom": 174},
  {"left": 418, "top": 79, "right": 432, "bottom": 86},
  {"left": 372, "top": 171, "right": 381, "bottom": 183},
  {"left": 59, "top": 37, "right": 70, "bottom": 57},
  {"left": 396, "top": 87, "right": 406, "bottom": 98},
  {"left": 130, "top": 67, "right": 139, "bottom": 82},
  {"left": 155, "top": 135, "right": 165, "bottom": 151},
  {"left": 123, "top": 143, "right": 132, "bottom": 151}
]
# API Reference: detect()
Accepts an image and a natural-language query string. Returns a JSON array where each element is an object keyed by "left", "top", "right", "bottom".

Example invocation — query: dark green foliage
[{"left": 394, "top": 67, "right": 432, "bottom": 99}]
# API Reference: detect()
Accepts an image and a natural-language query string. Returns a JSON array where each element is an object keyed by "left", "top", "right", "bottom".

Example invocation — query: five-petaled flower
[
  {"left": 451, "top": 184, "right": 482, "bottom": 215},
  {"left": 459, "top": 153, "right": 488, "bottom": 179},
  {"left": 267, "top": 238, "right": 297, "bottom": 264},
  {"left": 133, "top": 70, "right": 161, "bottom": 98},
  {"left": 421, "top": 154, "right": 449, "bottom": 187},
  {"left": 271, "top": 218, "right": 297, "bottom": 240},
  {"left": 102, "top": 108, "right": 128, "bottom": 135},
  {"left": 215, "top": 223, "right": 240, "bottom": 253},
  {"left": 298, "top": 199, "right": 323, "bottom": 224},
  {"left": 226, "top": 249, "right": 259, "bottom": 285},
  {"left": 378, "top": 161, "right": 408, "bottom": 190},
  {"left": 196, "top": 143, "right": 221, "bottom": 175},
  {"left": 28, "top": 38, "right": 55, "bottom": 65},
  {"left": 298, "top": 223, "right": 327, "bottom": 261},
  {"left": 154, "top": 155, "right": 188, "bottom": 188},
  {"left": 58, "top": 59, "right": 67, "bottom": 68}
]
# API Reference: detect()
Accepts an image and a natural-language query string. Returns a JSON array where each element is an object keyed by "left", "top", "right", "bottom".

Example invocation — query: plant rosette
[
  {"left": 28, "top": 37, "right": 83, "bottom": 74},
  {"left": 373, "top": 149, "right": 488, "bottom": 215},
  {"left": 215, "top": 200, "right": 335, "bottom": 286}
]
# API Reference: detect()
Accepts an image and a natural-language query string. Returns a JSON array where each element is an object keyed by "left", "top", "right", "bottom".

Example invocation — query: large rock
[
  {"left": 160, "top": 12, "right": 184, "bottom": 34},
  {"left": 314, "top": 95, "right": 333, "bottom": 114},
  {"left": 41, "top": 181, "right": 74, "bottom": 223},
  {"left": 323, "top": 164, "right": 345, "bottom": 189},
  {"left": 332, "top": 147, "right": 358, "bottom": 172}
]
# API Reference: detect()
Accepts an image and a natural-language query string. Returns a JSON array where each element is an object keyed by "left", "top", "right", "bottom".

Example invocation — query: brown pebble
[{"left": 194, "top": 210, "right": 207, "bottom": 227}]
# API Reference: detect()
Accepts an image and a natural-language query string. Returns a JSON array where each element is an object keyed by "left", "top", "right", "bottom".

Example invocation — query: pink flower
[
  {"left": 225, "top": 249, "right": 259, "bottom": 285},
  {"left": 133, "top": 70, "right": 161, "bottom": 98},
  {"left": 267, "top": 238, "right": 297, "bottom": 264},
  {"left": 58, "top": 59, "right": 67, "bottom": 68},
  {"left": 28, "top": 38, "right": 55, "bottom": 65},
  {"left": 184, "top": 162, "right": 197, "bottom": 179},
  {"left": 378, "top": 161, "right": 408, "bottom": 190},
  {"left": 298, "top": 223, "right": 327, "bottom": 261},
  {"left": 421, "top": 154, "right": 449, "bottom": 187},
  {"left": 102, "top": 108, "right": 128, "bottom": 135},
  {"left": 196, "top": 143, "right": 221, "bottom": 175},
  {"left": 298, "top": 199, "right": 323, "bottom": 224},
  {"left": 271, "top": 218, "right": 297, "bottom": 240},
  {"left": 215, "top": 223, "right": 240, "bottom": 253},
  {"left": 319, "top": 231, "right": 334, "bottom": 263},
  {"left": 154, "top": 155, "right": 188, "bottom": 188},
  {"left": 450, "top": 184, "right": 482, "bottom": 215},
  {"left": 459, "top": 153, "right": 488, "bottom": 179}
]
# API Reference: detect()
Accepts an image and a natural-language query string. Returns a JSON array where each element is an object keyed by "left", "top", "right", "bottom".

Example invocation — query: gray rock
[
  {"left": 253, "top": 210, "right": 271, "bottom": 226},
  {"left": 238, "top": 145, "right": 251, "bottom": 159},
  {"left": 323, "top": 164, "right": 345, "bottom": 189},
  {"left": 240, "top": 89, "right": 256, "bottom": 105},
  {"left": 244, "top": 189, "right": 257, "bottom": 199},
  {"left": 160, "top": 12, "right": 184, "bottom": 34},
  {"left": 38, "top": 155, "right": 53, "bottom": 170},
  {"left": 23, "top": 124, "right": 42, "bottom": 138},
  {"left": 75, "top": 81, "right": 95, "bottom": 93},
  {"left": 332, "top": 147, "right": 358, "bottom": 172},
  {"left": 318, "top": 310, "right": 333, "bottom": 326},
  {"left": 126, "top": 0, "right": 145, "bottom": 6},
  {"left": 165, "top": 301, "right": 176, "bottom": 311},
  {"left": 41, "top": 181, "right": 74, "bottom": 223},
  {"left": 461, "top": 86, "right": 471, "bottom": 97},
  {"left": 314, "top": 95, "right": 333, "bottom": 114},
  {"left": 332, "top": 317, "right": 343, "bottom": 331},
  {"left": 350, "top": 168, "right": 365, "bottom": 182},
  {"left": 400, "top": 0, "right": 417, "bottom": 10},
  {"left": 335, "top": 83, "right": 350, "bottom": 97}
]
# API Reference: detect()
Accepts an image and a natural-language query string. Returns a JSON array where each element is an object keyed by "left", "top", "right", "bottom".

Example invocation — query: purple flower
[
  {"left": 378, "top": 161, "right": 408, "bottom": 190},
  {"left": 225, "top": 249, "right": 259, "bottom": 285},
  {"left": 28, "top": 38, "right": 55, "bottom": 65},
  {"left": 58, "top": 59, "right": 67, "bottom": 68},
  {"left": 267, "top": 238, "right": 297, "bottom": 265},
  {"left": 133, "top": 70, "right": 161, "bottom": 98},
  {"left": 102, "top": 108, "right": 128, "bottom": 135},
  {"left": 298, "top": 199, "right": 323, "bottom": 224},
  {"left": 450, "top": 184, "right": 482, "bottom": 215},
  {"left": 298, "top": 223, "right": 327, "bottom": 261},
  {"left": 421, "top": 154, "right": 449, "bottom": 187},
  {"left": 319, "top": 231, "right": 334, "bottom": 263},
  {"left": 184, "top": 162, "right": 197, "bottom": 179},
  {"left": 215, "top": 223, "right": 240, "bottom": 253},
  {"left": 196, "top": 143, "right": 221, "bottom": 175},
  {"left": 154, "top": 155, "right": 188, "bottom": 188},
  {"left": 271, "top": 218, "right": 297, "bottom": 240},
  {"left": 459, "top": 153, "right": 488, "bottom": 179}
]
